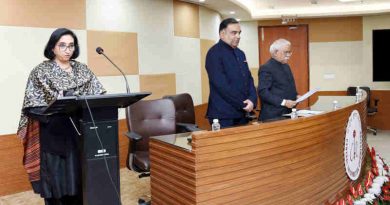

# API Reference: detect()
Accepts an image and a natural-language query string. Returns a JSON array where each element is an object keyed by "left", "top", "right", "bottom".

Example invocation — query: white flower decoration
[{"left": 354, "top": 200, "right": 366, "bottom": 205}]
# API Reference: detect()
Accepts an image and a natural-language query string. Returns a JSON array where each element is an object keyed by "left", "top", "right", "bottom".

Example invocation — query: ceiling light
[
  {"left": 229, "top": 11, "right": 235, "bottom": 14},
  {"left": 236, "top": 18, "right": 241, "bottom": 21},
  {"left": 338, "top": 0, "right": 361, "bottom": 2},
  {"left": 199, "top": 0, "right": 205, "bottom": 2}
]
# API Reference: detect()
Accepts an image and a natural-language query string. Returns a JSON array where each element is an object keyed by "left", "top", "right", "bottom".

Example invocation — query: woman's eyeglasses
[{"left": 58, "top": 44, "right": 75, "bottom": 52}]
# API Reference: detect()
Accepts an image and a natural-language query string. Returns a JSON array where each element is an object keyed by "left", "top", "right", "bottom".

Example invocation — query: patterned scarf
[{"left": 17, "top": 60, "right": 106, "bottom": 182}]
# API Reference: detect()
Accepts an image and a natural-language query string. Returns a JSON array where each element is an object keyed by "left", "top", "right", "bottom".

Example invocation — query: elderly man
[
  {"left": 205, "top": 18, "right": 257, "bottom": 128},
  {"left": 258, "top": 38, "right": 299, "bottom": 121}
]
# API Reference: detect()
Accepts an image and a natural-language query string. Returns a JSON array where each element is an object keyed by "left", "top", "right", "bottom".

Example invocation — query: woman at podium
[{"left": 17, "top": 28, "right": 106, "bottom": 205}]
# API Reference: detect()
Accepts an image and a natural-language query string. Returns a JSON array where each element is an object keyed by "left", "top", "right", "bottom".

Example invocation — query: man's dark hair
[
  {"left": 219, "top": 18, "right": 239, "bottom": 32},
  {"left": 44, "top": 28, "right": 80, "bottom": 60}
]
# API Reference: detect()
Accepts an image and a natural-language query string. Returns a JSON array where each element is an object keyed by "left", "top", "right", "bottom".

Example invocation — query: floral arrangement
[{"left": 334, "top": 147, "right": 390, "bottom": 205}]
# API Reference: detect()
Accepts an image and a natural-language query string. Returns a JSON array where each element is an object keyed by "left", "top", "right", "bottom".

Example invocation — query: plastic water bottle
[
  {"left": 356, "top": 86, "right": 362, "bottom": 102},
  {"left": 211, "top": 119, "right": 221, "bottom": 131},
  {"left": 290, "top": 108, "right": 298, "bottom": 119},
  {"left": 333, "top": 100, "right": 339, "bottom": 110}
]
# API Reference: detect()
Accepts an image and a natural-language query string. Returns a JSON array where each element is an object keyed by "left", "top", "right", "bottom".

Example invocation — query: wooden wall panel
[
  {"left": 87, "top": 30, "right": 138, "bottom": 76},
  {"left": 118, "top": 119, "right": 130, "bottom": 168},
  {"left": 0, "top": 0, "right": 85, "bottom": 29},
  {"left": 140, "top": 73, "right": 176, "bottom": 100},
  {"left": 367, "top": 90, "right": 390, "bottom": 130},
  {"left": 0, "top": 119, "right": 129, "bottom": 196},
  {"left": 305, "top": 17, "right": 362, "bottom": 42},
  {"left": 173, "top": 0, "right": 200, "bottom": 38},
  {"left": 258, "top": 16, "right": 362, "bottom": 42},
  {"left": 0, "top": 134, "right": 31, "bottom": 196},
  {"left": 200, "top": 39, "right": 215, "bottom": 103},
  {"left": 250, "top": 67, "right": 258, "bottom": 87}
]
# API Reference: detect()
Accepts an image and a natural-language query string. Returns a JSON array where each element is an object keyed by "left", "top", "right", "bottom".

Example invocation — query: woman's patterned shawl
[{"left": 17, "top": 60, "right": 106, "bottom": 182}]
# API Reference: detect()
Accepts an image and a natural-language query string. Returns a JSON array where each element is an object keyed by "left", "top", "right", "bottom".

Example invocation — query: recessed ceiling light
[
  {"left": 338, "top": 0, "right": 361, "bottom": 2},
  {"left": 199, "top": 0, "right": 205, "bottom": 2},
  {"left": 237, "top": 18, "right": 241, "bottom": 21},
  {"left": 229, "top": 11, "right": 235, "bottom": 14}
]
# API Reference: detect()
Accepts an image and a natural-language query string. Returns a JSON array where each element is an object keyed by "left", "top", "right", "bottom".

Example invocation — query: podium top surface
[
  {"left": 43, "top": 92, "right": 151, "bottom": 114},
  {"left": 151, "top": 132, "right": 193, "bottom": 152}
]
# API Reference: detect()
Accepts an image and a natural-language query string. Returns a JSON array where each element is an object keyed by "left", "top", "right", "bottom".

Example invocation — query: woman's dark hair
[
  {"left": 219, "top": 18, "right": 239, "bottom": 32},
  {"left": 44, "top": 28, "right": 79, "bottom": 60}
]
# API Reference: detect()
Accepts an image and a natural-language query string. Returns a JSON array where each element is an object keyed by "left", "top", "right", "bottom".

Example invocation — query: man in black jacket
[
  {"left": 258, "top": 38, "right": 299, "bottom": 121},
  {"left": 205, "top": 18, "right": 257, "bottom": 128}
]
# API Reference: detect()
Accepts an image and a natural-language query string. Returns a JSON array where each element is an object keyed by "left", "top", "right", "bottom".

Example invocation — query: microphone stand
[{"left": 97, "top": 50, "right": 131, "bottom": 93}]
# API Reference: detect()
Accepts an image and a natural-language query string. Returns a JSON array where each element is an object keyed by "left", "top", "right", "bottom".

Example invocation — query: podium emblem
[{"left": 344, "top": 110, "right": 363, "bottom": 180}]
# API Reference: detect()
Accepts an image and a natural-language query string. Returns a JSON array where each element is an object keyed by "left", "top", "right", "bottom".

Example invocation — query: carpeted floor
[{"left": 0, "top": 169, "right": 150, "bottom": 205}]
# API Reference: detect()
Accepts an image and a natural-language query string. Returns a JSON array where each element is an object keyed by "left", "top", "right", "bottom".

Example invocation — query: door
[{"left": 258, "top": 25, "right": 309, "bottom": 108}]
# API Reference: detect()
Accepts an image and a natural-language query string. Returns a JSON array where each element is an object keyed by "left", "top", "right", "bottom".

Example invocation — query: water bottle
[
  {"left": 290, "top": 108, "right": 298, "bottom": 119},
  {"left": 333, "top": 100, "right": 339, "bottom": 110},
  {"left": 211, "top": 119, "right": 221, "bottom": 131},
  {"left": 356, "top": 86, "right": 362, "bottom": 102}
]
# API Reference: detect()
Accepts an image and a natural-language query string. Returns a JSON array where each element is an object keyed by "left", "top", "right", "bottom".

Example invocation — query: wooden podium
[{"left": 150, "top": 95, "right": 368, "bottom": 205}]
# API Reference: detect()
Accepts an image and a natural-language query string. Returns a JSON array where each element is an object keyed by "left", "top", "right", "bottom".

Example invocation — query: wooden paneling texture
[
  {"left": 367, "top": 90, "right": 390, "bottom": 130},
  {"left": 173, "top": 0, "right": 200, "bottom": 38},
  {"left": 0, "top": 134, "right": 31, "bottom": 196},
  {"left": 140, "top": 73, "right": 176, "bottom": 100},
  {"left": 87, "top": 30, "right": 139, "bottom": 76},
  {"left": 0, "top": 119, "right": 129, "bottom": 196},
  {"left": 150, "top": 96, "right": 367, "bottom": 205},
  {"left": 150, "top": 142, "right": 196, "bottom": 204},
  {"left": 200, "top": 39, "right": 216, "bottom": 104},
  {"left": 0, "top": 0, "right": 86, "bottom": 29},
  {"left": 258, "top": 16, "right": 362, "bottom": 42}
]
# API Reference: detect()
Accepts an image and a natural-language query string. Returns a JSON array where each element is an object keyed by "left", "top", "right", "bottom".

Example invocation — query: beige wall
[
  {"left": 362, "top": 14, "right": 390, "bottom": 89},
  {"left": 6, "top": 1, "right": 390, "bottom": 135},
  {"left": 239, "top": 21, "right": 260, "bottom": 70},
  {"left": 309, "top": 41, "right": 364, "bottom": 90},
  {"left": 310, "top": 15, "right": 390, "bottom": 90},
  {"left": 248, "top": 16, "right": 390, "bottom": 91},
  {"left": 200, "top": 7, "right": 221, "bottom": 41},
  {"left": 0, "top": 0, "right": 221, "bottom": 135}
]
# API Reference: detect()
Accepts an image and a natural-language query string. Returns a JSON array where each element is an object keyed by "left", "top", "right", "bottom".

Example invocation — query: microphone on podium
[{"left": 96, "top": 47, "right": 131, "bottom": 93}]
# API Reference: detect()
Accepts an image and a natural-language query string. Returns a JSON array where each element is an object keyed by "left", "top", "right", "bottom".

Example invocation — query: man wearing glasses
[{"left": 257, "top": 38, "right": 299, "bottom": 121}]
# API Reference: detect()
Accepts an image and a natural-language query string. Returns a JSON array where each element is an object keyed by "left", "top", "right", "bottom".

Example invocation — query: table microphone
[{"left": 96, "top": 47, "right": 131, "bottom": 93}]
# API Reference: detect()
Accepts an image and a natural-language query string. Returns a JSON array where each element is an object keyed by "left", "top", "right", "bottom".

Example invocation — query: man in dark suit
[
  {"left": 258, "top": 38, "right": 299, "bottom": 121},
  {"left": 205, "top": 18, "right": 257, "bottom": 128}
]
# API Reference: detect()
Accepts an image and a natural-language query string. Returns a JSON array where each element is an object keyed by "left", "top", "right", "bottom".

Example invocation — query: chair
[
  {"left": 347, "top": 86, "right": 379, "bottom": 135},
  {"left": 125, "top": 99, "right": 176, "bottom": 176},
  {"left": 163, "top": 93, "right": 201, "bottom": 133},
  {"left": 125, "top": 99, "right": 176, "bottom": 205}
]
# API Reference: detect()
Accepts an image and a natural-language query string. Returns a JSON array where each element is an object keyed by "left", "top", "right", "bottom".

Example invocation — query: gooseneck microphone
[{"left": 96, "top": 47, "right": 130, "bottom": 93}]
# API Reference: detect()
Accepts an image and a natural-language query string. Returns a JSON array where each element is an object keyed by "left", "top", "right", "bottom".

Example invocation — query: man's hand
[
  {"left": 296, "top": 95, "right": 301, "bottom": 99},
  {"left": 243, "top": 99, "right": 254, "bottom": 112},
  {"left": 285, "top": 100, "right": 297, "bottom": 108}
]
